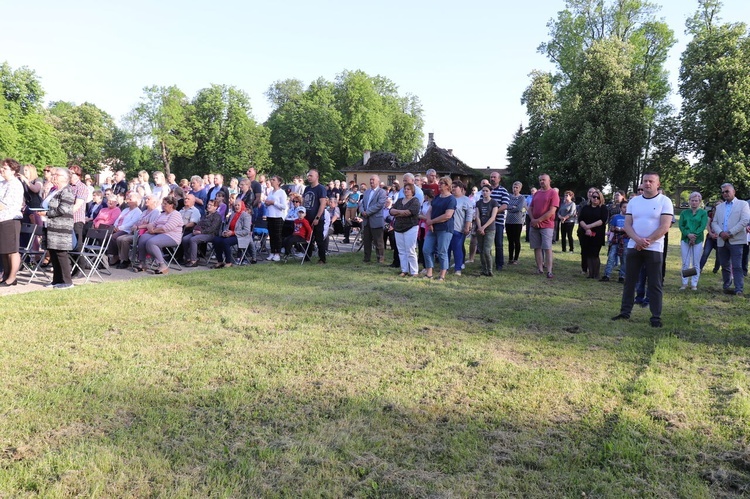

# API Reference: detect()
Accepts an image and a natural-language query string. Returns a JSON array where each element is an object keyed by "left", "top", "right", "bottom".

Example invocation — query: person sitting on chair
[
  {"left": 182, "top": 199, "right": 223, "bottom": 267},
  {"left": 133, "top": 196, "right": 183, "bottom": 274},
  {"left": 211, "top": 200, "right": 252, "bottom": 269},
  {"left": 282, "top": 206, "right": 312, "bottom": 257},
  {"left": 92, "top": 194, "right": 121, "bottom": 229}
]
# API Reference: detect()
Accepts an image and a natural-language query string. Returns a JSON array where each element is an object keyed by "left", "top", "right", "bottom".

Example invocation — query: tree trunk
[{"left": 160, "top": 140, "right": 171, "bottom": 177}]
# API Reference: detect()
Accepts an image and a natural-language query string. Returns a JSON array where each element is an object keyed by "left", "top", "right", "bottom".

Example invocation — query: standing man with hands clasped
[
  {"left": 711, "top": 183, "right": 750, "bottom": 296},
  {"left": 612, "top": 172, "right": 674, "bottom": 328},
  {"left": 359, "top": 174, "right": 387, "bottom": 264},
  {"left": 528, "top": 174, "right": 559, "bottom": 278}
]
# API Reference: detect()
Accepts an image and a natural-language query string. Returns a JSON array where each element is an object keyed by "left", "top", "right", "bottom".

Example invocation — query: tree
[
  {"left": 334, "top": 70, "right": 391, "bottom": 166},
  {"left": 265, "top": 72, "right": 424, "bottom": 179},
  {"left": 126, "top": 85, "right": 196, "bottom": 177},
  {"left": 266, "top": 97, "right": 343, "bottom": 180},
  {"left": 265, "top": 79, "right": 304, "bottom": 109},
  {"left": 48, "top": 101, "right": 115, "bottom": 171},
  {"left": 679, "top": 0, "right": 750, "bottom": 195},
  {"left": 527, "top": 0, "right": 676, "bottom": 194},
  {"left": 1, "top": 62, "right": 45, "bottom": 116},
  {"left": 509, "top": 71, "right": 556, "bottom": 188},
  {"left": 191, "top": 84, "right": 271, "bottom": 178},
  {"left": 17, "top": 112, "right": 67, "bottom": 167},
  {"left": 0, "top": 62, "right": 65, "bottom": 167}
]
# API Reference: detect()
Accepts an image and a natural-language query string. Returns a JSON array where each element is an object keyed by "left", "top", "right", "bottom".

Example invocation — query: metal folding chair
[
  {"left": 253, "top": 227, "right": 269, "bottom": 258},
  {"left": 69, "top": 226, "right": 113, "bottom": 284},
  {"left": 18, "top": 223, "right": 50, "bottom": 284}
]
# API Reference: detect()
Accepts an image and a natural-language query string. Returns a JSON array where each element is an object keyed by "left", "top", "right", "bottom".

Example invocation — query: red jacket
[{"left": 293, "top": 218, "right": 312, "bottom": 241}]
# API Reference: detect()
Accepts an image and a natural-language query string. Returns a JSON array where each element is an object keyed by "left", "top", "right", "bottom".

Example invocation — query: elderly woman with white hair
[
  {"left": 678, "top": 191, "right": 708, "bottom": 290},
  {"left": 505, "top": 181, "right": 527, "bottom": 265},
  {"left": 44, "top": 167, "right": 77, "bottom": 288},
  {"left": 92, "top": 194, "right": 122, "bottom": 229}
]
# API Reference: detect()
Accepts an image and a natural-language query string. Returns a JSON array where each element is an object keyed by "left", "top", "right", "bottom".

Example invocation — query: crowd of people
[{"left": 2, "top": 160, "right": 749, "bottom": 328}]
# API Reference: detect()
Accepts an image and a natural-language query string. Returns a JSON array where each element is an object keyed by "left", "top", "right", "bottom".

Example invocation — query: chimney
[
  {"left": 427, "top": 133, "right": 435, "bottom": 147},
  {"left": 363, "top": 150, "right": 371, "bottom": 165},
  {"left": 447, "top": 149, "right": 453, "bottom": 156}
]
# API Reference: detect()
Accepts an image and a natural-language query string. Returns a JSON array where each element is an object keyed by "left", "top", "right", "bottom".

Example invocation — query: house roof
[
  {"left": 341, "top": 135, "right": 477, "bottom": 178},
  {"left": 342, "top": 152, "right": 402, "bottom": 172},
  {"left": 404, "top": 142, "right": 476, "bottom": 177}
]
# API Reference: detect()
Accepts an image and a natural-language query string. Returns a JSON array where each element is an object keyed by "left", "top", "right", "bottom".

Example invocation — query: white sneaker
[
  {"left": 266, "top": 255, "right": 274, "bottom": 261},
  {"left": 691, "top": 286, "right": 698, "bottom": 291},
  {"left": 455, "top": 270, "right": 462, "bottom": 276},
  {"left": 272, "top": 254, "right": 280, "bottom": 261},
  {"left": 54, "top": 283, "right": 75, "bottom": 289},
  {"left": 679, "top": 285, "right": 687, "bottom": 290}
]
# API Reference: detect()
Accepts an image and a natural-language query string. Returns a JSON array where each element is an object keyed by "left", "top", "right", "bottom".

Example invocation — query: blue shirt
[{"left": 430, "top": 195, "right": 457, "bottom": 232}]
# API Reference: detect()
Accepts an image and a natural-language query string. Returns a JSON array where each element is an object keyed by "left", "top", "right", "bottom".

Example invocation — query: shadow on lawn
[{"left": 5, "top": 372, "right": 749, "bottom": 497}]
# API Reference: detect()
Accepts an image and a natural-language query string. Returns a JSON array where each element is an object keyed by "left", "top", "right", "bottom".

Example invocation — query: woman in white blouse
[
  {"left": 0, "top": 158, "right": 24, "bottom": 286},
  {"left": 263, "top": 175, "right": 288, "bottom": 261}
]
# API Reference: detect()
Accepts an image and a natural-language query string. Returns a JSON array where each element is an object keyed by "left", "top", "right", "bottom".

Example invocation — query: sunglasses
[{"left": 592, "top": 196, "right": 600, "bottom": 199}]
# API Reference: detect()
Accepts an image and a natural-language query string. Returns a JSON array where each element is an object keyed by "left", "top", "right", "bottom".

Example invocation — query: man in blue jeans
[
  {"left": 711, "top": 183, "right": 750, "bottom": 296},
  {"left": 612, "top": 173, "right": 674, "bottom": 328},
  {"left": 489, "top": 171, "right": 509, "bottom": 271}
]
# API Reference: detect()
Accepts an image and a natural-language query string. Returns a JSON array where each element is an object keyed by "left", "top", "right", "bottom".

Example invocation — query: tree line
[
  {"left": 0, "top": 67, "right": 423, "bottom": 182},
  {"left": 507, "top": 0, "right": 750, "bottom": 198},
  {"left": 3, "top": 0, "right": 747, "bottom": 196}
]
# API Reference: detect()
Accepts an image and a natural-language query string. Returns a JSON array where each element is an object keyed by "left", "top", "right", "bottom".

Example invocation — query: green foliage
[
  {"left": 265, "top": 70, "right": 424, "bottom": 181},
  {"left": 126, "top": 85, "right": 197, "bottom": 177},
  {"left": 519, "top": 0, "right": 675, "bottom": 195},
  {"left": 0, "top": 62, "right": 45, "bottom": 116},
  {"left": 16, "top": 112, "right": 67, "bottom": 167},
  {"left": 0, "top": 62, "right": 66, "bottom": 166},
  {"left": 264, "top": 78, "right": 304, "bottom": 109},
  {"left": 103, "top": 127, "right": 159, "bottom": 178},
  {"left": 679, "top": 0, "right": 750, "bottom": 195},
  {"left": 190, "top": 84, "right": 271, "bottom": 179},
  {"left": 47, "top": 101, "right": 115, "bottom": 171},
  {"left": 266, "top": 97, "right": 343, "bottom": 180}
]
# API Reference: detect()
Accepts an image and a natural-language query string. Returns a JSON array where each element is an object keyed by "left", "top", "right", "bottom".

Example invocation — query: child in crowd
[
  {"left": 282, "top": 207, "right": 312, "bottom": 257},
  {"left": 600, "top": 200, "right": 628, "bottom": 282}
]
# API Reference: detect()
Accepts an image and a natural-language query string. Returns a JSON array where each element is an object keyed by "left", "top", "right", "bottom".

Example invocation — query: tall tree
[
  {"left": 265, "top": 72, "right": 424, "bottom": 179},
  {"left": 265, "top": 79, "right": 304, "bottom": 109},
  {"left": 48, "top": 101, "right": 115, "bottom": 171},
  {"left": 334, "top": 70, "right": 391, "bottom": 166},
  {"left": 679, "top": 0, "right": 750, "bottom": 195},
  {"left": 528, "top": 0, "right": 675, "bottom": 194},
  {"left": 0, "top": 62, "right": 65, "bottom": 166},
  {"left": 191, "top": 84, "right": 271, "bottom": 178},
  {"left": 125, "top": 85, "right": 196, "bottom": 177}
]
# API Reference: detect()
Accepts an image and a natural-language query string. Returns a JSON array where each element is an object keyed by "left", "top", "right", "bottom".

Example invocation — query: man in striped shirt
[{"left": 489, "top": 171, "right": 509, "bottom": 271}]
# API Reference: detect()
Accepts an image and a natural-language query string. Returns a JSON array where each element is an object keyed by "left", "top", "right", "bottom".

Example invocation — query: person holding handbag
[{"left": 678, "top": 192, "right": 708, "bottom": 291}]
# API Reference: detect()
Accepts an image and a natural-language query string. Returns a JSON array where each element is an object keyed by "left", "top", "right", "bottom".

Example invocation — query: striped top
[
  {"left": 70, "top": 180, "right": 88, "bottom": 224},
  {"left": 490, "top": 185, "right": 510, "bottom": 225}
]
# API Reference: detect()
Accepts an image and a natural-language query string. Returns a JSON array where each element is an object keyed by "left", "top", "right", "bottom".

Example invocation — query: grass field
[{"left": 1, "top": 231, "right": 749, "bottom": 497}]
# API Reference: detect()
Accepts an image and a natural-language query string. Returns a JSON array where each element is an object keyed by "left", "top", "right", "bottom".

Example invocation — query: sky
[{"left": 4, "top": 0, "right": 750, "bottom": 171}]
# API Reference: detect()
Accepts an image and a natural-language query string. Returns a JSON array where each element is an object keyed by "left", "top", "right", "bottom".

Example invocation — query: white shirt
[
  {"left": 265, "top": 188, "right": 288, "bottom": 219},
  {"left": 626, "top": 193, "right": 674, "bottom": 253}
]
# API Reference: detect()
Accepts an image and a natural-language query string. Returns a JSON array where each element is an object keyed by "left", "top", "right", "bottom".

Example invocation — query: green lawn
[{"left": 1, "top": 231, "right": 749, "bottom": 497}]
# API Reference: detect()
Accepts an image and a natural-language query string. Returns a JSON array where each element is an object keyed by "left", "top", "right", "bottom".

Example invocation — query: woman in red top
[{"left": 212, "top": 200, "right": 252, "bottom": 268}]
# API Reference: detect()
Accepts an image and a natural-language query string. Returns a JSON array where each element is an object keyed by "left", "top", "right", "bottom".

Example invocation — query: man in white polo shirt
[{"left": 612, "top": 172, "right": 674, "bottom": 328}]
